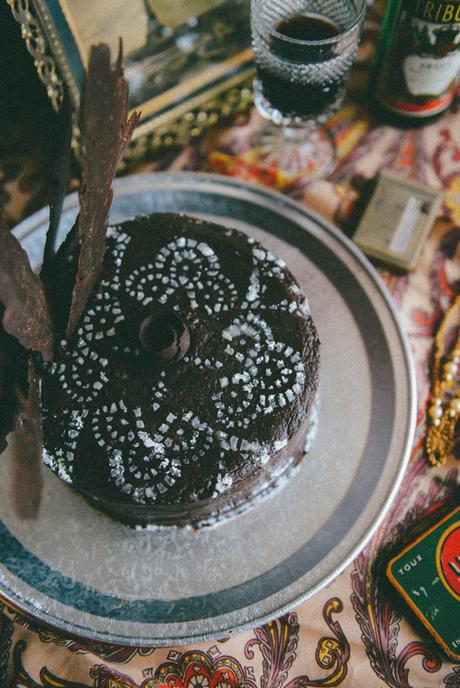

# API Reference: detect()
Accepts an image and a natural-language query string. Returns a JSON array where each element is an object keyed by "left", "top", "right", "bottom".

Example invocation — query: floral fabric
[{"left": 1, "top": 11, "right": 460, "bottom": 687}]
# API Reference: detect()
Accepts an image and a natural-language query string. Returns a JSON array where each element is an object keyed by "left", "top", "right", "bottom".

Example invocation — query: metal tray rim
[{"left": 2, "top": 171, "right": 417, "bottom": 646}]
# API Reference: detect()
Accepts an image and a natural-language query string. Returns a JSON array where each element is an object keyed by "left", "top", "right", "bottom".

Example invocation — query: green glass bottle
[{"left": 372, "top": 0, "right": 460, "bottom": 123}]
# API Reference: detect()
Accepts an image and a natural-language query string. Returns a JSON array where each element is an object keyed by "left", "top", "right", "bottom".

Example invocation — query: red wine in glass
[
  {"left": 250, "top": 0, "right": 366, "bottom": 179},
  {"left": 256, "top": 13, "right": 343, "bottom": 119}
]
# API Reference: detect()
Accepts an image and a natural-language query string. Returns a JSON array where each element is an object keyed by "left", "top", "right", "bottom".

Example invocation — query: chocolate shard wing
[
  {"left": 43, "top": 216, "right": 79, "bottom": 342},
  {"left": 11, "top": 359, "right": 44, "bottom": 519},
  {"left": 0, "top": 225, "right": 54, "bottom": 361},
  {"left": 66, "top": 42, "right": 140, "bottom": 337},
  {"left": 41, "top": 87, "right": 73, "bottom": 282},
  {"left": 0, "top": 319, "right": 28, "bottom": 454}
]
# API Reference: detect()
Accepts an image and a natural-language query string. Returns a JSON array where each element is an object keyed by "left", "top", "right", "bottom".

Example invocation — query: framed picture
[{"left": 7, "top": 0, "right": 254, "bottom": 164}]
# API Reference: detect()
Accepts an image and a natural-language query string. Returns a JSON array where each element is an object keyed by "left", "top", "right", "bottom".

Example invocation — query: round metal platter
[{"left": 0, "top": 172, "right": 416, "bottom": 646}]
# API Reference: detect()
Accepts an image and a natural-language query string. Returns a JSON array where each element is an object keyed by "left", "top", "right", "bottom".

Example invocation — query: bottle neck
[{"left": 372, "top": 0, "right": 403, "bottom": 76}]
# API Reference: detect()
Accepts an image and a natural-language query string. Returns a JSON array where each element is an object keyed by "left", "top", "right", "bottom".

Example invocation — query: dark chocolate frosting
[{"left": 40, "top": 213, "right": 320, "bottom": 522}]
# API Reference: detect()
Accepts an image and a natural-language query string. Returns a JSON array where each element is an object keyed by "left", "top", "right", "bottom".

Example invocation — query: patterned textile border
[{"left": 1, "top": 11, "right": 460, "bottom": 688}]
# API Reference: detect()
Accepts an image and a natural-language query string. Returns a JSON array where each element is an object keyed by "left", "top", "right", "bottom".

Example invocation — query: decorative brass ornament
[
  {"left": 7, "top": 0, "right": 65, "bottom": 111},
  {"left": 425, "top": 295, "right": 460, "bottom": 466}
]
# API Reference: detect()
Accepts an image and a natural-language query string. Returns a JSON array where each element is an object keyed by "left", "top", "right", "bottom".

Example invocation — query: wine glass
[{"left": 251, "top": 0, "right": 366, "bottom": 180}]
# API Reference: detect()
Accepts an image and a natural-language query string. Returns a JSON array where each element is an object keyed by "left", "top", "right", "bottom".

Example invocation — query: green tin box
[{"left": 387, "top": 505, "right": 460, "bottom": 661}]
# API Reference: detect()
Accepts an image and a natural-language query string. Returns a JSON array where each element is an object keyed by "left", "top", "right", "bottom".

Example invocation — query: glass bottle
[{"left": 372, "top": 0, "right": 460, "bottom": 124}]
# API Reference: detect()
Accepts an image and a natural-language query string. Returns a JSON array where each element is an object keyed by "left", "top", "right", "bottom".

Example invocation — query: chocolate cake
[
  {"left": 40, "top": 212, "right": 320, "bottom": 527},
  {"left": 0, "top": 45, "right": 319, "bottom": 527}
]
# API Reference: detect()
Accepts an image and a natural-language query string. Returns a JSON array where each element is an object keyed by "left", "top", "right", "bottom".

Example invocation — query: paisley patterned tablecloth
[{"left": 1, "top": 9, "right": 460, "bottom": 687}]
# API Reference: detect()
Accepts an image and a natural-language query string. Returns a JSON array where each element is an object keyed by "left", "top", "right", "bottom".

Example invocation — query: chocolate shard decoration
[
  {"left": 66, "top": 42, "right": 140, "bottom": 337},
  {"left": 41, "top": 86, "right": 73, "bottom": 283},
  {"left": 11, "top": 359, "right": 44, "bottom": 519},
  {"left": 44, "top": 216, "right": 80, "bottom": 342},
  {"left": 0, "top": 319, "right": 28, "bottom": 454},
  {"left": 0, "top": 223, "right": 54, "bottom": 361}
]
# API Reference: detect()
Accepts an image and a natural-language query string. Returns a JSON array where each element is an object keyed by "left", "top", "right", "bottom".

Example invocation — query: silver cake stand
[{"left": 0, "top": 172, "right": 416, "bottom": 646}]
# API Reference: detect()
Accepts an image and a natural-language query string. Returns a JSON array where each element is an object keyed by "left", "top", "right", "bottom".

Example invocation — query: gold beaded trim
[
  {"left": 425, "top": 295, "right": 460, "bottom": 466},
  {"left": 7, "top": 0, "right": 65, "bottom": 112}
]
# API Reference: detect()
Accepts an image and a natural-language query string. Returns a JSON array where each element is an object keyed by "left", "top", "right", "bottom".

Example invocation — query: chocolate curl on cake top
[
  {"left": 66, "top": 42, "right": 140, "bottom": 337},
  {"left": 0, "top": 223, "right": 54, "bottom": 361}
]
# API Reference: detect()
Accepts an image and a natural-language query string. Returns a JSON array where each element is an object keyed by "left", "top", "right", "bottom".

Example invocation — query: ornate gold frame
[
  {"left": 7, "top": 0, "right": 254, "bottom": 165},
  {"left": 8, "top": 0, "right": 65, "bottom": 112}
]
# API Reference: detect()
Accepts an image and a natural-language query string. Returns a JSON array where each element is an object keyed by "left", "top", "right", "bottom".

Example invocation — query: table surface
[{"left": 1, "top": 4, "right": 460, "bottom": 687}]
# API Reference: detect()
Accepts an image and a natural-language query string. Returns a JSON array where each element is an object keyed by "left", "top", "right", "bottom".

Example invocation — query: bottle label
[
  {"left": 403, "top": 50, "right": 460, "bottom": 95},
  {"left": 412, "top": 0, "right": 460, "bottom": 23}
]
